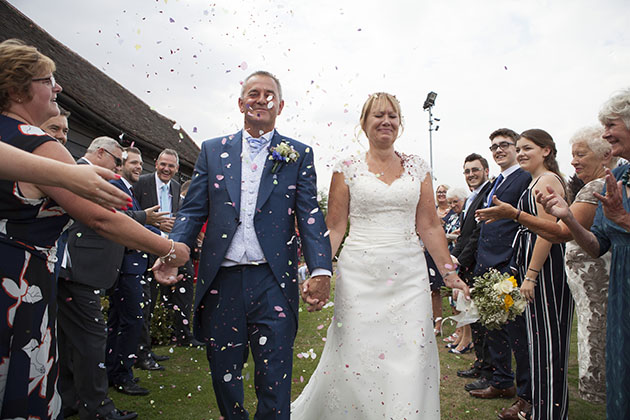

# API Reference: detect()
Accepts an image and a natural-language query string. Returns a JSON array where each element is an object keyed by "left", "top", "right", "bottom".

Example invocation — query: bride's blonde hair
[{"left": 359, "top": 92, "right": 404, "bottom": 139}]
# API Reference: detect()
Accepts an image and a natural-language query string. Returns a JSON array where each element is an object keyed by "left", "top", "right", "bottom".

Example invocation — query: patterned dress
[
  {"left": 564, "top": 177, "right": 609, "bottom": 404},
  {"left": 590, "top": 163, "right": 630, "bottom": 419},
  {"left": 512, "top": 175, "right": 574, "bottom": 420},
  {"left": 0, "top": 115, "right": 71, "bottom": 419}
]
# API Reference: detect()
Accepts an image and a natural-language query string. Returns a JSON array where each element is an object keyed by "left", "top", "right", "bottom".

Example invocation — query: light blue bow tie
[{"left": 246, "top": 137, "right": 270, "bottom": 158}]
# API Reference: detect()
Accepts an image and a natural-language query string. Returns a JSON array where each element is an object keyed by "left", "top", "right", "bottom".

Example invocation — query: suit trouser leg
[
  {"left": 169, "top": 260, "right": 195, "bottom": 342},
  {"left": 486, "top": 323, "right": 515, "bottom": 389},
  {"left": 470, "top": 322, "right": 493, "bottom": 379},
  {"left": 138, "top": 270, "right": 156, "bottom": 359},
  {"left": 57, "top": 279, "right": 116, "bottom": 418},
  {"left": 107, "top": 273, "right": 145, "bottom": 385},
  {"left": 200, "top": 265, "right": 296, "bottom": 420},
  {"left": 505, "top": 313, "right": 531, "bottom": 401}
]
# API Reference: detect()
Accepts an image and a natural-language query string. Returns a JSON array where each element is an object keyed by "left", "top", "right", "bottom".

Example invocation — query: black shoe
[
  {"left": 464, "top": 377, "right": 490, "bottom": 391},
  {"left": 151, "top": 352, "right": 170, "bottom": 362},
  {"left": 179, "top": 337, "right": 205, "bottom": 347},
  {"left": 135, "top": 357, "right": 165, "bottom": 371},
  {"left": 96, "top": 408, "right": 138, "bottom": 419},
  {"left": 109, "top": 376, "right": 140, "bottom": 387},
  {"left": 114, "top": 381, "right": 150, "bottom": 396},
  {"left": 457, "top": 367, "right": 481, "bottom": 378}
]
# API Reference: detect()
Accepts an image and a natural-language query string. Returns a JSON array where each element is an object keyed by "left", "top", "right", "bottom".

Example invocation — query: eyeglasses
[
  {"left": 102, "top": 148, "right": 123, "bottom": 167},
  {"left": 463, "top": 167, "right": 483, "bottom": 175},
  {"left": 489, "top": 141, "right": 515, "bottom": 152},
  {"left": 32, "top": 75, "right": 56, "bottom": 89}
]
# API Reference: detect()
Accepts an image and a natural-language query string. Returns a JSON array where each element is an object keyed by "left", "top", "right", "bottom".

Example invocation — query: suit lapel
[
  {"left": 223, "top": 131, "right": 243, "bottom": 212},
  {"left": 495, "top": 168, "right": 523, "bottom": 198},
  {"left": 256, "top": 131, "right": 282, "bottom": 210},
  {"left": 148, "top": 174, "right": 159, "bottom": 208}
]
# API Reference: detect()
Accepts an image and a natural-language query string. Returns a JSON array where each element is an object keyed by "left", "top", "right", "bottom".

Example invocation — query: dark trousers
[
  {"left": 57, "top": 278, "right": 115, "bottom": 418},
  {"left": 138, "top": 268, "right": 158, "bottom": 359},
  {"left": 486, "top": 313, "right": 531, "bottom": 401},
  {"left": 107, "top": 273, "right": 144, "bottom": 385},
  {"left": 470, "top": 321, "right": 493, "bottom": 379},
  {"left": 163, "top": 260, "right": 195, "bottom": 343},
  {"left": 199, "top": 264, "right": 296, "bottom": 420}
]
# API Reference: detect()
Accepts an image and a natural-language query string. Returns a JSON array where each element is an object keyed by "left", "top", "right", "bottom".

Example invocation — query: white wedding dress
[{"left": 291, "top": 153, "right": 440, "bottom": 419}]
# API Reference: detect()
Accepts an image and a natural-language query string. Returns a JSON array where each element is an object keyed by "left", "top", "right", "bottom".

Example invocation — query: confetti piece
[
  {"left": 259, "top": 336, "right": 268, "bottom": 345},
  {"left": 317, "top": 324, "right": 324, "bottom": 330},
  {"left": 223, "top": 373, "right": 232, "bottom": 382},
  {"left": 274, "top": 306, "right": 283, "bottom": 312},
  {"left": 378, "top": 353, "right": 385, "bottom": 360},
  {"left": 220, "top": 152, "right": 229, "bottom": 158},
  {"left": 216, "top": 175, "right": 224, "bottom": 180},
  {"left": 307, "top": 217, "right": 315, "bottom": 224}
]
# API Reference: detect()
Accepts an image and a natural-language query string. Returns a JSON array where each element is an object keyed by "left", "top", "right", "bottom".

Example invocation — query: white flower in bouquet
[{"left": 493, "top": 279, "right": 515, "bottom": 294}]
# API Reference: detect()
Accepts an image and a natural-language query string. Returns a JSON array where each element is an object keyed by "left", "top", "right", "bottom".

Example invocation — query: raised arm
[
  {"left": 0, "top": 141, "right": 130, "bottom": 211},
  {"left": 416, "top": 174, "right": 469, "bottom": 297},
  {"left": 520, "top": 175, "right": 563, "bottom": 302},
  {"left": 537, "top": 185, "right": 601, "bottom": 257}
]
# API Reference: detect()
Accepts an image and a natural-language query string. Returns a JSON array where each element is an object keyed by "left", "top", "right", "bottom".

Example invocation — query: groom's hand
[{"left": 301, "top": 275, "right": 331, "bottom": 312}]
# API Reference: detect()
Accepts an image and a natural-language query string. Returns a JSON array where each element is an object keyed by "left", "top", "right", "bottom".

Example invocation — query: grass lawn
[{"left": 110, "top": 284, "right": 606, "bottom": 419}]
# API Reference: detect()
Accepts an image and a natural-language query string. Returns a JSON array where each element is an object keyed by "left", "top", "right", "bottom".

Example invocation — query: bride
[{"left": 292, "top": 93, "right": 470, "bottom": 419}]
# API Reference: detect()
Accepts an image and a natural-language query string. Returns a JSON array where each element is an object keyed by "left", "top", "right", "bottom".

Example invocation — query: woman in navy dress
[
  {"left": 511, "top": 129, "right": 573, "bottom": 420},
  {"left": 540, "top": 88, "right": 630, "bottom": 419},
  {"left": 0, "top": 39, "right": 189, "bottom": 419}
]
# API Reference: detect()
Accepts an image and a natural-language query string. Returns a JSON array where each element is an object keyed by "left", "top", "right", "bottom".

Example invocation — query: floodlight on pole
[{"left": 423, "top": 91, "right": 438, "bottom": 177}]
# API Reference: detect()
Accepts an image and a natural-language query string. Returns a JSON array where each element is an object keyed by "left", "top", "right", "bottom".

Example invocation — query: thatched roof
[{"left": 0, "top": 0, "right": 200, "bottom": 169}]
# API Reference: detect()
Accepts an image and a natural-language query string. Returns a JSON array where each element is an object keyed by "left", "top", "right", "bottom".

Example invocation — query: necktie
[
  {"left": 247, "top": 137, "right": 269, "bottom": 159},
  {"left": 160, "top": 184, "right": 172, "bottom": 215},
  {"left": 486, "top": 173, "right": 504, "bottom": 207},
  {"left": 129, "top": 186, "right": 134, "bottom": 198}
]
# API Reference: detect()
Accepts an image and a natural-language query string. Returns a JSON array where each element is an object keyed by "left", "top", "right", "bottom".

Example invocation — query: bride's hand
[
  {"left": 301, "top": 275, "right": 331, "bottom": 312},
  {"left": 444, "top": 274, "right": 470, "bottom": 299}
]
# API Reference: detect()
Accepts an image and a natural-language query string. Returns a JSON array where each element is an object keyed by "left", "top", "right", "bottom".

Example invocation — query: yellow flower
[
  {"left": 508, "top": 276, "right": 517, "bottom": 287},
  {"left": 504, "top": 294, "right": 514, "bottom": 312}
]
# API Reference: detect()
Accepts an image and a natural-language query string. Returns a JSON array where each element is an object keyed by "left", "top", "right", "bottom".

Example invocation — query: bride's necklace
[{"left": 368, "top": 152, "right": 399, "bottom": 178}]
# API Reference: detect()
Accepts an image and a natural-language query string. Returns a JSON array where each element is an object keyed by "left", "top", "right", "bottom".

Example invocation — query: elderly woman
[
  {"left": 445, "top": 187, "right": 468, "bottom": 249},
  {"left": 538, "top": 89, "right": 630, "bottom": 420},
  {"left": 0, "top": 39, "right": 189, "bottom": 419},
  {"left": 476, "top": 126, "right": 615, "bottom": 404}
]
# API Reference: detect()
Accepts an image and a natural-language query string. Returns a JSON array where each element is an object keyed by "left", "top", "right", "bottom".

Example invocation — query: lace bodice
[{"left": 333, "top": 153, "right": 430, "bottom": 237}]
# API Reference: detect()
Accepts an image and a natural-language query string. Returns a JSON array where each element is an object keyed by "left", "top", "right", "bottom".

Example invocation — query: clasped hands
[
  {"left": 151, "top": 242, "right": 190, "bottom": 285},
  {"left": 300, "top": 275, "right": 331, "bottom": 312}
]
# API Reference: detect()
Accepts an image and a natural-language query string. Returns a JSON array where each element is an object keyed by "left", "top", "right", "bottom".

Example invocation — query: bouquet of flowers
[{"left": 470, "top": 269, "right": 527, "bottom": 330}]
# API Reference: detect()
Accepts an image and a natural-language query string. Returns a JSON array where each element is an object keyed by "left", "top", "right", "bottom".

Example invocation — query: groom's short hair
[
  {"left": 464, "top": 153, "right": 488, "bottom": 170},
  {"left": 240, "top": 70, "right": 282, "bottom": 101}
]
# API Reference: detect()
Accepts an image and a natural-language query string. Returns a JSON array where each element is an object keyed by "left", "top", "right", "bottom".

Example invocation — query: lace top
[{"left": 333, "top": 153, "right": 430, "bottom": 237}]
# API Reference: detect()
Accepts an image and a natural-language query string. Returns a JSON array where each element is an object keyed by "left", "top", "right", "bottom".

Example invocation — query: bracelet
[
  {"left": 159, "top": 239, "right": 176, "bottom": 263},
  {"left": 514, "top": 209, "right": 522, "bottom": 222},
  {"left": 528, "top": 268, "right": 540, "bottom": 274},
  {"left": 524, "top": 276, "right": 537, "bottom": 285},
  {"left": 442, "top": 270, "right": 458, "bottom": 279}
]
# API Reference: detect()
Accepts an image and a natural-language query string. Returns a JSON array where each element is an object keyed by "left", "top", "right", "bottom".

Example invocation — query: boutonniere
[{"left": 268, "top": 141, "right": 300, "bottom": 173}]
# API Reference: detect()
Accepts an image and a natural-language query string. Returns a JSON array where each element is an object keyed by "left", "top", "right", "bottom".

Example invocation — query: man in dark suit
[
  {"left": 467, "top": 129, "right": 533, "bottom": 420},
  {"left": 106, "top": 147, "right": 162, "bottom": 396},
  {"left": 133, "top": 149, "right": 195, "bottom": 369},
  {"left": 153, "top": 70, "right": 333, "bottom": 419},
  {"left": 57, "top": 137, "right": 138, "bottom": 420},
  {"left": 451, "top": 153, "right": 493, "bottom": 383}
]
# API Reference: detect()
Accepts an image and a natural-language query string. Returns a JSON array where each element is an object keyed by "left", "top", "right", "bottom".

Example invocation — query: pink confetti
[
  {"left": 316, "top": 324, "right": 324, "bottom": 330},
  {"left": 307, "top": 217, "right": 315, "bottom": 224},
  {"left": 274, "top": 306, "right": 283, "bottom": 312},
  {"left": 214, "top": 183, "right": 219, "bottom": 188},
  {"left": 278, "top": 312, "right": 286, "bottom": 318},
  {"left": 216, "top": 175, "right": 224, "bottom": 180},
  {"left": 210, "top": 289, "right": 218, "bottom": 295},
  {"left": 378, "top": 353, "right": 385, "bottom": 360},
  {"left": 239, "top": 61, "right": 248, "bottom": 70},
  {"left": 221, "top": 138, "right": 227, "bottom": 145}
]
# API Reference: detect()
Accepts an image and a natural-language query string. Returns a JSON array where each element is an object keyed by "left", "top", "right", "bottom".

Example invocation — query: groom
[{"left": 154, "top": 71, "right": 332, "bottom": 419}]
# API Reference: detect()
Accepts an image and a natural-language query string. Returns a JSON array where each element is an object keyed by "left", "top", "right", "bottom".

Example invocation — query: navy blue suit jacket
[
  {"left": 111, "top": 178, "right": 160, "bottom": 275},
  {"left": 168, "top": 131, "right": 333, "bottom": 330},
  {"left": 474, "top": 168, "right": 531, "bottom": 275}
]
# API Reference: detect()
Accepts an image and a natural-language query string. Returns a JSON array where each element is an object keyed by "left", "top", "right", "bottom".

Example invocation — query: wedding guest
[
  {"left": 291, "top": 91, "right": 469, "bottom": 419},
  {"left": 444, "top": 187, "right": 473, "bottom": 354},
  {"left": 538, "top": 88, "right": 630, "bottom": 420},
  {"left": 478, "top": 126, "right": 614, "bottom": 404},
  {"left": 451, "top": 153, "right": 493, "bottom": 383},
  {"left": 0, "top": 39, "right": 189, "bottom": 419},
  {"left": 481, "top": 129, "right": 571, "bottom": 420},
  {"left": 468, "top": 129, "right": 531, "bottom": 420},
  {"left": 427, "top": 184, "right": 456, "bottom": 334},
  {"left": 41, "top": 106, "right": 69, "bottom": 145}
]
